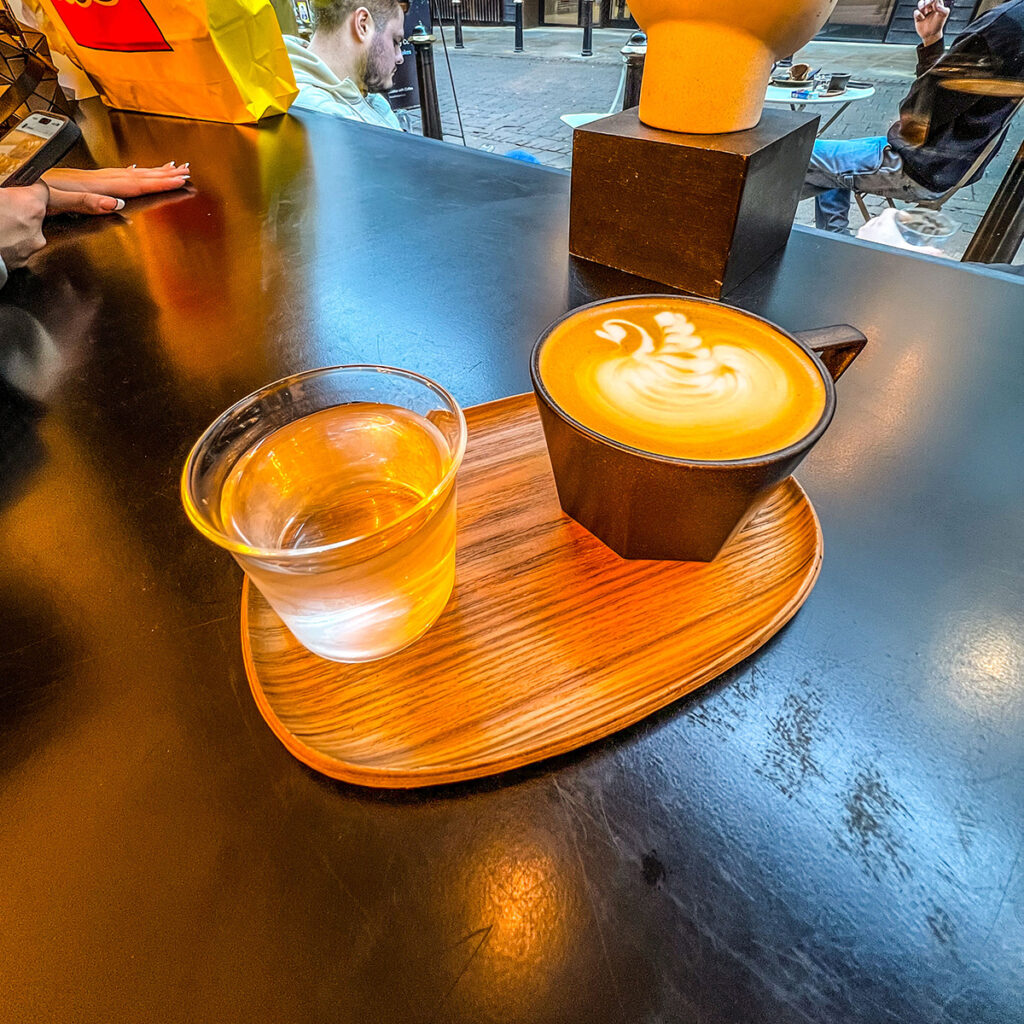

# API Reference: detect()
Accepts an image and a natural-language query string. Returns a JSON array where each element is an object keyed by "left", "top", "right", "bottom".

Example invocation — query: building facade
[
  {"left": 819, "top": 0, "right": 987, "bottom": 44},
  {"left": 435, "top": 0, "right": 993, "bottom": 40}
]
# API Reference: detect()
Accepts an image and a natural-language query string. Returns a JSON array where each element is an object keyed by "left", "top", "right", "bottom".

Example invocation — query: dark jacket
[{"left": 887, "top": 0, "right": 1024, "bottom": 193}]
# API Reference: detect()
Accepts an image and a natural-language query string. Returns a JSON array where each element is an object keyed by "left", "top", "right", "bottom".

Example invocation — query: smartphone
[{"left": 0, "top": 112, "right": 82, "bottom": 189}]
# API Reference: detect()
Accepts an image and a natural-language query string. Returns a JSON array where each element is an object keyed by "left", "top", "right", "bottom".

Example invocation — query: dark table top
[{"left": 1, "top": 106, "right": 1022, "bottom": 1024}]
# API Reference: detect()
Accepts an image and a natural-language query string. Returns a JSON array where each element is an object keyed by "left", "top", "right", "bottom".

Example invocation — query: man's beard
[{"left": 363, "top": 37, "right": 396, "bottom": 95}]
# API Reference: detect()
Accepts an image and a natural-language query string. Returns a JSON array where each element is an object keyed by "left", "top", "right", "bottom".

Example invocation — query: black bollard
[
  {"left": 621, "top": 31, "right": 646, "bottom": 110},
  {"left": 962, "top": 136, "right": 1024, "bottom": 264},
  {"left": 514, "top": 0, "right": 524, "bottom": 52},
  {"left": 411, "top": 23, "right": 443, "bottom": 140},
  {"left": 581, "top": 0, "right": 593, "bottom": 57},
  {"left": 453, "top": 0, "right": 464, "bottom": 48}
]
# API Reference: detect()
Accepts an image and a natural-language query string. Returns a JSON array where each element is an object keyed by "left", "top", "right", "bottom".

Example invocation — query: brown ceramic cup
[
  {"left": 530, "top": 295, "right": 866, "bottom": 562},
  {"left": 828, "top": 72, "right": 851, "bottom": 93}
]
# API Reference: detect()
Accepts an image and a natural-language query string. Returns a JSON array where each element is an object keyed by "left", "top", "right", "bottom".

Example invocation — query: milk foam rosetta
[{"left": 538, "top": 299, "right": 828, "bottom": 461}]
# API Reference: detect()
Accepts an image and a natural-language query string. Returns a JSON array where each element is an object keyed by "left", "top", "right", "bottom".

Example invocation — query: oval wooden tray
[{"left": 241, "top": 393, "right": 823, "bottom": 788}]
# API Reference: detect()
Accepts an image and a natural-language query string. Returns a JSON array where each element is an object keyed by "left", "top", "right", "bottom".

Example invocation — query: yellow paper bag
[{"left": 23, "top": 0, "right": 297, "bottom": 123}]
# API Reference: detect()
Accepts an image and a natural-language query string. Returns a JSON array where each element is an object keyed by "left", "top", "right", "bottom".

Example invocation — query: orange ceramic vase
[{"left": 627, "top": 0, "right": 838, "bottom": 134}]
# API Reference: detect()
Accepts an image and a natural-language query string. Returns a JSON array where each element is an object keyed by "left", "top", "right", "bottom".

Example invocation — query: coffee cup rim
[{"left": 530, "top": 294, "right": 837, "bottom": 468}]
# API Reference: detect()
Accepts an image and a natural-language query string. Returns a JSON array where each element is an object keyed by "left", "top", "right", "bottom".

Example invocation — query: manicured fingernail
[
  {"left": 130, "top": 164, "right": 136, "bottom": 169},
  {"left": 113, "top": 198, "right": 125, "bottom": 211}
]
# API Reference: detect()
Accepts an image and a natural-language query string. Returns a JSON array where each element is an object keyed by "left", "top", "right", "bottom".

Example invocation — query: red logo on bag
[{"left": 51, "top": 0, "right": 172, "bottom": 52}]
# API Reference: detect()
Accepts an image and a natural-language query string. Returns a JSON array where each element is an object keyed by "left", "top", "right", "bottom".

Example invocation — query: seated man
[
  {"left": 285, "top": 0, "right": 406, "bottom": 130},
  {"left": 803, "top": 0, "right": 1024, "bottom": 232}
]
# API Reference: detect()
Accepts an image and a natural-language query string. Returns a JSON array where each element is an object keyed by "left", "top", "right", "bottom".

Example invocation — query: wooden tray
[{"left": 242, "top": 393, "right": 823, "bottom": 788}]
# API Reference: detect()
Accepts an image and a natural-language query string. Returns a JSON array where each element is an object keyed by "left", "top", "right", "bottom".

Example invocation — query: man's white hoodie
[{"left": 284, "top": 36, "right": 401, "bottom": 130}]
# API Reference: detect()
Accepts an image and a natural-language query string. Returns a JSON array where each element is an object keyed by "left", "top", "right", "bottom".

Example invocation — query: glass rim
[{"left": 180, "top": 364, "right": 468, "bottom": 561}]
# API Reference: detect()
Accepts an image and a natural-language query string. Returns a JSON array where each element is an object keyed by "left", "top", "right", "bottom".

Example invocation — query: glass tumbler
[{"left": 182, "top": 365, "right": 467, "bottom": 663}]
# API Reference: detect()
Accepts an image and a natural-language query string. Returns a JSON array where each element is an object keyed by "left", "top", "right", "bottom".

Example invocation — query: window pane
[{"left": 819, "top": 0, "right": 899, "bottom": 41}]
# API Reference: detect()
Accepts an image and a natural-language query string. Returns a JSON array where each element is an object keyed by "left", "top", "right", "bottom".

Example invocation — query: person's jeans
[{"left": 802, "top": 136, "right": 942, "bottom": 233}]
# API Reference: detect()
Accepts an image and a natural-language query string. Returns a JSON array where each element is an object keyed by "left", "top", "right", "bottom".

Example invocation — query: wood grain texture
[
  {"left": 241, "top": 393, "right": 823, "bottom": 788},
  {"left": 568, "top": 107, "right": 818, "bottom": 298}
]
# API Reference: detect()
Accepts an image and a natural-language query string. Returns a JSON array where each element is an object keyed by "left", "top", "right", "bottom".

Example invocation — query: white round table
[
  {"left": 560, "top": 112, "right": 606, "bottom": 129},
  {"left": 560, "top": 84, "right": 876, "bottom": 135},
  {"left": 764, "top": 83, "right": 875, "bottom": 136}
]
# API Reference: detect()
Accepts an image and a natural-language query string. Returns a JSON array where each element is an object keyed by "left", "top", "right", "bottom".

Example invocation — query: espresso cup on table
[
  {"left": 828, "top": 72, "right": 851, "bottom": 93},
  {"left": 530, "top": 296, "right": 866, "bottom": 562}
]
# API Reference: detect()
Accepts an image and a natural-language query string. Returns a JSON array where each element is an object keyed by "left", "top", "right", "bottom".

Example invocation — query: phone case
[{"left": 1, "top": 117, "right": 82, "bottom": 188}]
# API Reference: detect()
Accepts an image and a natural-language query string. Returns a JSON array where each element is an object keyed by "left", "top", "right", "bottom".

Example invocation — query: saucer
[{"left": 241, "top": 394, "right": 823, "bottom": 788}]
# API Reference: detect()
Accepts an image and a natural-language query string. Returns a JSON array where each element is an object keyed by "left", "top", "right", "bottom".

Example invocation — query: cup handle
[{"left": 793, "top": 324, "right": 867, "bottom": 383}]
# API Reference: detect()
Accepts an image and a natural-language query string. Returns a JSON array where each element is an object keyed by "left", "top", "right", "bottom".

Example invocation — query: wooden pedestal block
[{"left": 569, "top": 107, "right": 819, "bottom": 299}]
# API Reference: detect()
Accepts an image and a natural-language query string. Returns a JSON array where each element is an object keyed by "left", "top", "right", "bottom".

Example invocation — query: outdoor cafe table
[
  {"left": 564, "top": 85, "right": 876, "bottom": 135},
  {"left": 1, "top": 106, "right": 1021, "bottom": 1024},
  {"left": 764, "top": 82, "right": 876, "bottom": 135}
]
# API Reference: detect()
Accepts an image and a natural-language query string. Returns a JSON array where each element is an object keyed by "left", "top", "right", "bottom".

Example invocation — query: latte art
[
  {"left": 538, "top": 298, "right": 828, "bottom": 461},
  {"left": 593, "top": 311, "right": 753, "bottom": 415}
]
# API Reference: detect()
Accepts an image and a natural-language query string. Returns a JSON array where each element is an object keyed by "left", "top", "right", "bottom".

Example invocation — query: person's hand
[
  {"left": 914, "top": 0, "right": 950, "bottom": 47},
  {"left": 45, "top": 186, "right": 126, "bottom": 216},
  {"left": 41, "top": 162, "right": 190, "bottom": 216},
  {"left": 0, "top": 182, "right": 48, "bottom": 270}
]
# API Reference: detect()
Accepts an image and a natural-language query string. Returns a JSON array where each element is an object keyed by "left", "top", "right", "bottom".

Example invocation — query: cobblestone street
[{"left": 403, "top": 26, "right": 1024, "bottom": 263}]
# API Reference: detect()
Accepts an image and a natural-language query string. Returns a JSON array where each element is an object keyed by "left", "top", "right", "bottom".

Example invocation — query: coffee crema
[{"left": 538, "top": 298, "right": 828, "bottom": 462}]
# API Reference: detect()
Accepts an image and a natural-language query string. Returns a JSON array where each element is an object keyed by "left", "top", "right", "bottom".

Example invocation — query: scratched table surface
[{"left": 1, "top": 105, "right": 1021, "bottom": 1024}]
